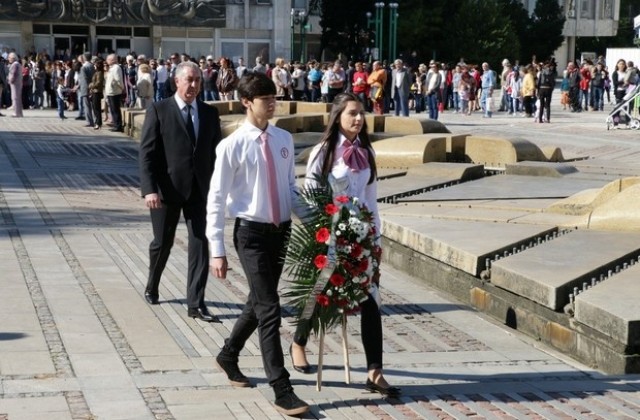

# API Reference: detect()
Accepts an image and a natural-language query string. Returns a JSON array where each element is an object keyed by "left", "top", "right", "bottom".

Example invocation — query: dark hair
[
  {"left": 236, "top": 72, "right": 276, "bottom": 100},
  {"left": 315, "top": 92, "right": 377, "bottom": 185}
]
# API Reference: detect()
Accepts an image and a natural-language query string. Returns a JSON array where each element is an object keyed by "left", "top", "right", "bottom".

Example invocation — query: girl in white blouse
[{"left": 292, "top": 92, "right": 401, "bottom": 398}]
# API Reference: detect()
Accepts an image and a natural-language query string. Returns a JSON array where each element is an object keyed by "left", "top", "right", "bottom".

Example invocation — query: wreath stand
[{"left": 316, "top": 313, "right": 350, "bottom": 391}]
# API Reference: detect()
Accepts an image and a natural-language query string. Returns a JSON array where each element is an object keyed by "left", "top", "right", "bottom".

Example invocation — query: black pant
[
  {"left": 146, "top": 188, "right": 209, "bottom": 309},
  {"left": 537, "top": 88, "right": 552, "bottom": 122},
  {"left": 91, "top": 93, "right": 103, "bottom": 127},
  {"left": 222, "top": 219, "right": 291, "bottom": 385},
  {"left": 294, "top": 294, "right": 383, "bottom": 371},
  {"left": 107, "top": 94, "right": 122, "bottom": 129}
]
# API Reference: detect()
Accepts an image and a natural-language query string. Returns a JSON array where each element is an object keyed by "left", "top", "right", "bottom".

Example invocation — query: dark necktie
[{"left": 186, "top": 105, "right": 196, "bottom": 147}]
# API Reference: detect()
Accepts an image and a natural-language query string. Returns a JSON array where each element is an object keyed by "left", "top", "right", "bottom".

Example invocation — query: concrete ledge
[
  {"left": 130, "top": 112, "right": 147, "bottom": 141},
  {"left": 269, "top": 115, "right": 297, "bottom": 133},
  {"left": 407, "top": 162, "right": 485, "bottom": 181},
  {"left": 465, "top": 136, "right": 547, "bottom": 168},
  {"left": 505, "top": 161, "right": 578, "bottom": 177},
  {"left": 575, "top": 263, "right": 640, "bottom": 349},
  {"left": 372, "top": 135, "right": 447, "bottom": 169},
  {"left": 490, "top": 229, "right": 640, "bottom": 310},
  {"left": 447, "top": 133, "right": 469, "bottom": 162},
  {"left": 228, "top": 100, "right": 244, "bottom": 114},
  {"left": 382, "top": 216, "right": 556, "bottom": 276},
  {"left": 220, "top": 115, "right": 245, "bottom": 137},
  {"left": 384, "top": 116, "right": 450, "bottom": 135}
]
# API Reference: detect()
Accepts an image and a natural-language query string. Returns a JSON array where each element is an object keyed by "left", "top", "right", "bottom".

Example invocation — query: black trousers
[
  {"left": 294, "top": 294, "right": 383, "bottom": 371},
  {"left": 145, "top": 189, "right": 209, "bottom": 309},
  {"left": 107, "top": 94, "right": 122, "bottom": 129},
  {"left": 91, "top": 93, "right": 103, "bottom": 127},
  {"left": 537, "top": 88, "right": 552, "bottom": 122},
  {"left": 222, "top": 219, "right": 291, "bottom": 385}
]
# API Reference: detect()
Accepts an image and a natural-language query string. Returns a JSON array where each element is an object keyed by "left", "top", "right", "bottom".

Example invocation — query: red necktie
[
  {"left": 343, "top": 138, "right": 369, "bottom": 171},
  {"left": 260, "top": 131, "right": 281, "bottom": 225}
]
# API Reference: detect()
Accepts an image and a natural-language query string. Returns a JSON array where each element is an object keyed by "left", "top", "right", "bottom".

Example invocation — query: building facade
[{"left": 0, "top": 0, "right": 320, "bottom": 64}]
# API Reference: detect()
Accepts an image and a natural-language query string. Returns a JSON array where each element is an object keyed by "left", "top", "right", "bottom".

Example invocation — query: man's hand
[
  {"left": 210, "top": 256, "right": 228, "bottom": 279},
  {"left": 144, "top": 193, "right": 162, "bottom": 209}
]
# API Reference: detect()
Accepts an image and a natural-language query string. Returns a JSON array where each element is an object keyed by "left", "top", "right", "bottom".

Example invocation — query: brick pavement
[{"left": 1, "top": 108, "right": 640, "bottom": 419}]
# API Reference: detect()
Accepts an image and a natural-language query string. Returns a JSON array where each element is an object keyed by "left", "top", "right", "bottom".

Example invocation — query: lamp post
[
  {"left": 388, "top": 2, "right": 399, "bottom": 62},
  {"left": 374, "top": 2, "right": 385, "bottom": 61},
  {"left": 291, "top": 9, "right": 308, "bottom": 62}
]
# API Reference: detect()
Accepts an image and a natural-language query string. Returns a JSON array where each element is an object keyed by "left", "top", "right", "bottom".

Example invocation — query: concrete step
[{"left": 490, "top": 229, "right": 640, "bottom": 311}]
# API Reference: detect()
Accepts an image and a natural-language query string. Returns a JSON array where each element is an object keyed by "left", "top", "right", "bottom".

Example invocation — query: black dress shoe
[
  {"left": 75, "top": 116, "right": 85, "bottom": 120},
  {"left": 289, "top": 344, "right": 313, "bottom": 374},
  {"left": 364, "top": 378, "right": 402, "bottom": 398},
  {"left": 188, "top": 307, "right": 221, "bottom": 323},
  {"left": 144, "top": 292, "right": 159, "bottom": 305}
]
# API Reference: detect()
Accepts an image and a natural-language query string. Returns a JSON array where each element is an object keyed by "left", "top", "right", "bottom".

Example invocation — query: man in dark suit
[
  {"left": 390, "top": 58, "right": 411, "bottom": 117},
  {"left": 139, "top": 61, "right": 222, "bottom": 322}
]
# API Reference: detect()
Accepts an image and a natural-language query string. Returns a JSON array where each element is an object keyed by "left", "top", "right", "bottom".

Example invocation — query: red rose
[
  {"left": 329, "top": 273, "right": 346, "bottom": 287},
  {"left": 336, "top": 298, "right": 349, "bottom": 307},
  {"left": 325, "top": 203, "right": 339, "bottom": 215},
  {"left": 350, "top": 244, "right": 363, "bottom": 258},
  {"left": 335, "top": 195, "right": 349, "bottom": 204},
  {"left": 314, "top": 254, "right": 328, "bottom": 269},
  {"left": 316, "top": 294, "right": 330, "bottom": 306},
  {"left": 358, "top": 259, "right": 369, "bottom": 272},
  {"left": 337, "top": 237, "right": 349, "bottom": 246},
  {"left": 315, "top": 227, "right": 330, "bottom": 243}
]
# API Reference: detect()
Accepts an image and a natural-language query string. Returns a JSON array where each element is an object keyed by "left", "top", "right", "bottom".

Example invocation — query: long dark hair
[{"left": 315, "top": 92, "right": 377, "bottom": 184}]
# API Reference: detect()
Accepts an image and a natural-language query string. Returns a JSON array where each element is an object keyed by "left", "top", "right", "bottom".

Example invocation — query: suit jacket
[
  {"left": 139, "top": 96, "right": 222, "bottom": 204},
  {"left": 390, "top": 68, "right": 411, "bottom": 99}
]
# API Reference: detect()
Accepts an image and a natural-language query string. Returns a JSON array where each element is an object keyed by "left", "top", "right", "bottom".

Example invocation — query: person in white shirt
[
  {"left": 205, "top": 72, "right": 310, "bottom": 417},
  {"left": 104, "top": 53, "right": 124, "bottom": 132},
  {"left": 290, "top": 92, "right": 401, "bottom": 399}
]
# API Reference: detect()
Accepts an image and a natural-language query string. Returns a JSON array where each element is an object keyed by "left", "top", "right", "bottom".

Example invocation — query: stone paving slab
[{"left": 490, "top": 229, "right": 640, "bottom": 310}]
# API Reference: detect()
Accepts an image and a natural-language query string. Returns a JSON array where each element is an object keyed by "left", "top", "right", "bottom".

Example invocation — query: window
[
  {"left": 580, "top": 0, "right": 595, "bottom": 19},
  {"left": 96, "top": 26, "right": 132, "bottom": 36},
  {"left": 33, "top": 24, "right": 50, "bottom": 35},
  {"left": 134, "top": 27, "right": 151, "bottom": 37},
  {"left": 52, "top": 25, "right": 89, "bottom": 35},
  {"left": 602, "top": 0, "right": 614, "bottom": 19}
]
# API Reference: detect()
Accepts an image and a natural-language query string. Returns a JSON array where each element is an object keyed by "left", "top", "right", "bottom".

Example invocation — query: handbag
[{"left": 373, "top": 86, "right": 384, "bottom": 101}]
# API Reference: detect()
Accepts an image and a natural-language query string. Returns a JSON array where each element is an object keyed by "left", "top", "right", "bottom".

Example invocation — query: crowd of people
[{"left": 2, "top": 48, "right": 640, "bottom": 127}]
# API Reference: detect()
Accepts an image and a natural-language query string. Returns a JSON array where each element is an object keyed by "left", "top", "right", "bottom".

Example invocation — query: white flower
[
  {"left": 338, "top": 223, "right": 346, "bottom": 230},
  {"left": 326, "top": 289, "right": 333, "bottom": 296}
]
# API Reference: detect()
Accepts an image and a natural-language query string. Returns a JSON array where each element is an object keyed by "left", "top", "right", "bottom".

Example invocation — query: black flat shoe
[
  {"left": 144, "top": 291, "right": 159, "bottom": 305},
  {"left": 365, "top": 378, "right": 401, "bottom": 398},
  {"left": 188, "top": 307, "right": 221, "bottom": 323},
  {"left": 289, "top": 344, "right": 313, "bottom": 374}
]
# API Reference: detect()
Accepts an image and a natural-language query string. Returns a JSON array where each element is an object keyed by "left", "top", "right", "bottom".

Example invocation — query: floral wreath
[{"left": 284, "top": 175, "right": 381, "bottom": 339}]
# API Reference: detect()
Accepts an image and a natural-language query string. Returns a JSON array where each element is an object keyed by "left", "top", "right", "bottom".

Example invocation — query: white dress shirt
[
  {"left": 174, "top": 95, "right": 199, "bottom": 139},
  {"left": 305, "top": 135, "right": 380, "bottom": 240},
  {"left": 206, "top": 121, "right": 300, "bottom": 257}
]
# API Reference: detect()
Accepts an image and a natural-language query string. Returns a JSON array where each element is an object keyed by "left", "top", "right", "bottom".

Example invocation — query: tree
[
  {"left": 313, "top": 0, "right": 372, "bottom": 61},
  {"left": 527, "top": 0, "right": 566, "bottom": 62}
]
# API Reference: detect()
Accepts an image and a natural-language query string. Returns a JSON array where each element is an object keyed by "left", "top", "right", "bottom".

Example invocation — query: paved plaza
[{"left": 2, "top": 104, "right": 640, "bottom": 419}]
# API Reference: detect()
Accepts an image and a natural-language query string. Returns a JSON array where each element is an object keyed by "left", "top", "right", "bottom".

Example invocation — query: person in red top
[
  {"left": 579, "top": 60, "right": 592, "bottom": 111},
  {"left": 351, "top": 62, "right": 369, "bottom": 111}
]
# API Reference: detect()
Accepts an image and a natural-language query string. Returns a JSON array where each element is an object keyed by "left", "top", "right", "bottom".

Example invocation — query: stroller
[{"left": 606, "top": 84, "right": 640, "bottom": 130}]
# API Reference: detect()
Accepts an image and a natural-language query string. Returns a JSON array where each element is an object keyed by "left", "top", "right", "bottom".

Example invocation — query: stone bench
[
  {"left": 372, "top": 134, "right": 447, "bottom": 169},
  {"left": 465, "top": 136, "right": 548, "bottom": 169},
  {"left": 383, "top": 116, "right": 450, "bottom": 135},
  {"left": 296, "top": 102, "right": 332, "bottom": 113}
]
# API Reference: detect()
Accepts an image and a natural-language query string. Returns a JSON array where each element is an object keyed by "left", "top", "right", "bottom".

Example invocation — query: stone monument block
[
  {"left": 406, "top": 162, "right": 485, "bottom": 182},
  {"left": 372, "top": 135, "right": 446, "bottom": 168},
  {"left": 130, "top": 112, "right": 147, "bottom": 140},
  {"left": 220, "top": 115, "right": 245, "bottom": 137},
  {"left": 205, "top": 101, "right": 229, "bottom": 115},
  {"left": 465, "top": 136, "right": 547, "bottom": 168},
  {"left": 587, "top": 182, "right": 640, "bottom": 231},
  {"left": 383, "top": 116, "right": 450, "bottom": 135},
  {"left": 269, "top": 115, "right": 297, "bottom": 133},
  {"left": 505, "top": 161, "right": 578, "bottom": 177},
  {"left": 228, "top": 100, "right": 244, "bottom": 114},
  {"left": 365, "top": 114, "right": 386, "bottom": 133},
  {"left": 295, "top": 114, "right": 326, "bottom": 132},
  {"left": 274, "top": 100, "right": 297, "bottom": 115},
  {"left": 296, "top": 102, "right": 332, "bottom": 113}
]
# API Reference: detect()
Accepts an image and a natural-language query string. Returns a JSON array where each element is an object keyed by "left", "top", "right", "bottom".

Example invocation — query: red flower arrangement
[{"left": 284, "top": 181, "right": 381, "bottom": 337}]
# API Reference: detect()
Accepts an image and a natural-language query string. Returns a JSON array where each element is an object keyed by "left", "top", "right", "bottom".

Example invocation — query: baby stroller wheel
[{"left": 631, "top": 120, "right": 640, "bottom": 130}]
